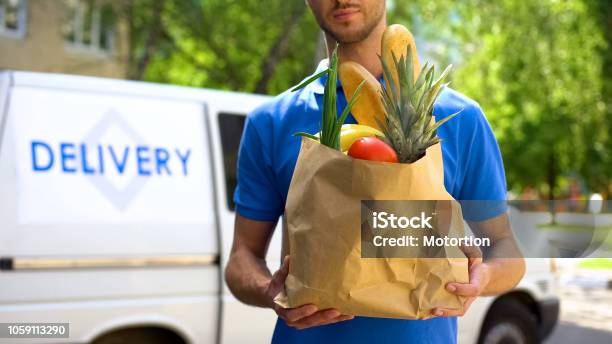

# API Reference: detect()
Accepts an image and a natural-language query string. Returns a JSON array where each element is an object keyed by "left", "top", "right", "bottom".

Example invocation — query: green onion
[{"left": 294, "top": 44, "right": 365, "bottom": 150}]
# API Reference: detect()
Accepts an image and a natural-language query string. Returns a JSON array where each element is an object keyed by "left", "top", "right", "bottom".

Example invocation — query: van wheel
[
  {"left": 91, "top": 327, "right": 185, "bottom": 344},
  {"left": 478, "top": 299, "right": 538, "bottom": 344}
]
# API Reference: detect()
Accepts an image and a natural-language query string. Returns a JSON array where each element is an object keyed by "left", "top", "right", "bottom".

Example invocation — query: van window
[{"left": 218, "top": 113, "right": 246, "bottom": 211}]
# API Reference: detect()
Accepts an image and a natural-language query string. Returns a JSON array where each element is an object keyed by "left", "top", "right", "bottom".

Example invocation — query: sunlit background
[{"left": 0, "top": 0, "right": 610, "bottom": 343}]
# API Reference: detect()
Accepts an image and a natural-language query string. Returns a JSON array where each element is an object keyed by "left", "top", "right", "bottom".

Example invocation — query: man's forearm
[
  {"left": 482, "top": 237, "right": 526, "bottom": 295},
  {"left": 225, "top": 249, "right": 273, "bottom": 308},
  {"left": 467, "top": 214, "right": 526, "bottom": 296}
]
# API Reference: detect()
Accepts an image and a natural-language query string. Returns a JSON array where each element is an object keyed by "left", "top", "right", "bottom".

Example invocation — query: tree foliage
[
  {"left": 122, "top": 0, "right": 320, "bottom": 94},
  {"left": 122, "top": 0, "right": 610, "bottom": 197},
  {"left": 449, "top": 0, "right": 607, "bottom": 198}
]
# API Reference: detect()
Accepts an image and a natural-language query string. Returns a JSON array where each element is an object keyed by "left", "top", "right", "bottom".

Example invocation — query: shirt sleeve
[
  {"left": 233, "top": 109, "right": 284, "bottom": 222},
  {"left": 457, "top": 102, "right": 508, "bottom": 222}
]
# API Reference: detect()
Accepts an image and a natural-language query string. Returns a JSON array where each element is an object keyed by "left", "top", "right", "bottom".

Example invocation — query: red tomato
[{"left": 347, "top": 137, "right": 398, "bottom": 163}]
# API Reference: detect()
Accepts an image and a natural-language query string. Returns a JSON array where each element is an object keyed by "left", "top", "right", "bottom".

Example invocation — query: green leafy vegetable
[{"left": 294, "top": 44, "right": 365, "bottom": 150}]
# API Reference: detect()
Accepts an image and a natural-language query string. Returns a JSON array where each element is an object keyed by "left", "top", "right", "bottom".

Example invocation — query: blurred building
[{"left": 0, "top": 0, "right": 128, "bottom": 78}]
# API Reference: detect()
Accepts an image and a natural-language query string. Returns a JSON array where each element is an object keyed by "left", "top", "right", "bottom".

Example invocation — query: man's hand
[
  {"left": 430, "top": 212, "right": 526, "bottom": 318},
  {"left": 267, "top": 256, "right": 354, "bottom": 330},
  {"left": 225, "top": 215, "right": 354, "bottom": 329},
  {"left": 430, "top": 256, "right": 491, "bottom": 318}
]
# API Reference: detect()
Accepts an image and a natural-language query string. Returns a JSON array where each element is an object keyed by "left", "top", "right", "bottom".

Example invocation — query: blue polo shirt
[{"left": 234, "top": 60, "right": 507, "bottom": 343}]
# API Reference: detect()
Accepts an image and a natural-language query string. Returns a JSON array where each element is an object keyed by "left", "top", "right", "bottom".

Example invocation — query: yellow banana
[
  {"left": 312, "top": 124, "right": 384, "bottom": 151},
  {"left": 340, "top": 124, "right": 384, "bottom": 151}
]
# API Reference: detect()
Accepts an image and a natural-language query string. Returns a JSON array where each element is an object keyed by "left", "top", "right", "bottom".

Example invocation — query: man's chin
[{"left": 329, "top": 29, "right": 371, "bottom": 44}]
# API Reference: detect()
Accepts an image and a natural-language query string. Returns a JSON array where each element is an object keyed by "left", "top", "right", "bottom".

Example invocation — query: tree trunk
[
  {"left": 125, "top": 0, "right": 135, "bottom": 78},
  {"left": 547, "top": 149, "right": 557, "bottom": 223},
  {"left": 254, "top": 4, "right": 307, "bottom": 94},
  {"left": 130, "top": 0, "right": 165, "bottom": 80}
]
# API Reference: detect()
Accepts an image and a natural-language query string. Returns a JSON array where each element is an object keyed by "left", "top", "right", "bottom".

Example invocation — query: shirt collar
[{"left": 311, "top": 59, "right": 332, "bottom": 95}]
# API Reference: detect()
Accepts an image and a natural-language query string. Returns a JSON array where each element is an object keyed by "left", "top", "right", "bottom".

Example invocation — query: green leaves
[
  {"left": 291, "top": 69, "right": 329, "bottom": 92},
  {"left": 339, "top": 80, "right": 366, "bottom": 127},
  {"left": 137, "top": 0, "right": 318, "bottom": 94},
  {"left": 292, "top": 44, "right": 365, "bottom": 150},
  {"left": 294, "top": 132, "right": 320, "bottom": 141},
  {"left": 452, "top": 0, "right": 608, "bottom": 196}
]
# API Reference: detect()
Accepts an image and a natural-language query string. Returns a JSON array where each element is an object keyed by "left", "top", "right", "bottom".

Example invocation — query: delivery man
[{"left": 225, "top": 0, "right": 526, "bottom": 343}]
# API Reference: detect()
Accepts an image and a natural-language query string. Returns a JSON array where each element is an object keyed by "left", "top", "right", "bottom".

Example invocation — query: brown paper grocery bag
[{"left": 274, "top": 138, "right": 469, "bottom": 319}]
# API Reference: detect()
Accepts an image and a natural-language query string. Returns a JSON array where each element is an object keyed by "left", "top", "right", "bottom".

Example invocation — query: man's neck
[{"left": 324, "top": 21, "right": 387, "bottom": 80}]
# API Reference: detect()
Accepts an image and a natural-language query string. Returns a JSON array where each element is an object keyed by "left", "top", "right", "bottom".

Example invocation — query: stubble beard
[{"left": 318, "top": 7, "right": 384, "bottom": 44}]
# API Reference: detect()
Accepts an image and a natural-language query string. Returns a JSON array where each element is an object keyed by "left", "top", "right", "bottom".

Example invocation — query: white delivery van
[{"left": 0, "top": 71, "right": 558, "bottom": 344}]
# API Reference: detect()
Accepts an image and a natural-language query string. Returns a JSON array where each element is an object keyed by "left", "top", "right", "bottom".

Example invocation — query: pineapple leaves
[{"left": 378, "top": 44, "right": 459, "bottom": 163}]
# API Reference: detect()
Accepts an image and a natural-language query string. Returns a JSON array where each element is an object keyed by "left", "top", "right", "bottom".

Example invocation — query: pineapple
[{"left": 378, "top": 45, "right": 459, "bottom": 163}]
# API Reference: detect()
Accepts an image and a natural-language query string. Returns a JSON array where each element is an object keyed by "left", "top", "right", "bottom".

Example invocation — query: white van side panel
[
  {"left": 1, "top": 85, "right": 215, "bottom": 255},
  {"left": 0, "top": 72, "right": 10, "bottom": 155},
  {"left": 0, "top": 72, "right": 223, "bottom": 343},
  {"left": 4, "top": 295, "right": 213, "bottom": 344},
  {"left": 205, "top": 95, "right": 281, "bottom": 343}
]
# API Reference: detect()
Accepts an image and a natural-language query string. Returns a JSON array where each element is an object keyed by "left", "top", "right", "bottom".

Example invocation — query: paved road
[
  {"left": 546, "top": 321, "right": 612, "bottom": 344},
  {"left": 545, "top": 267, "right": 612, "bottom": 343}
]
